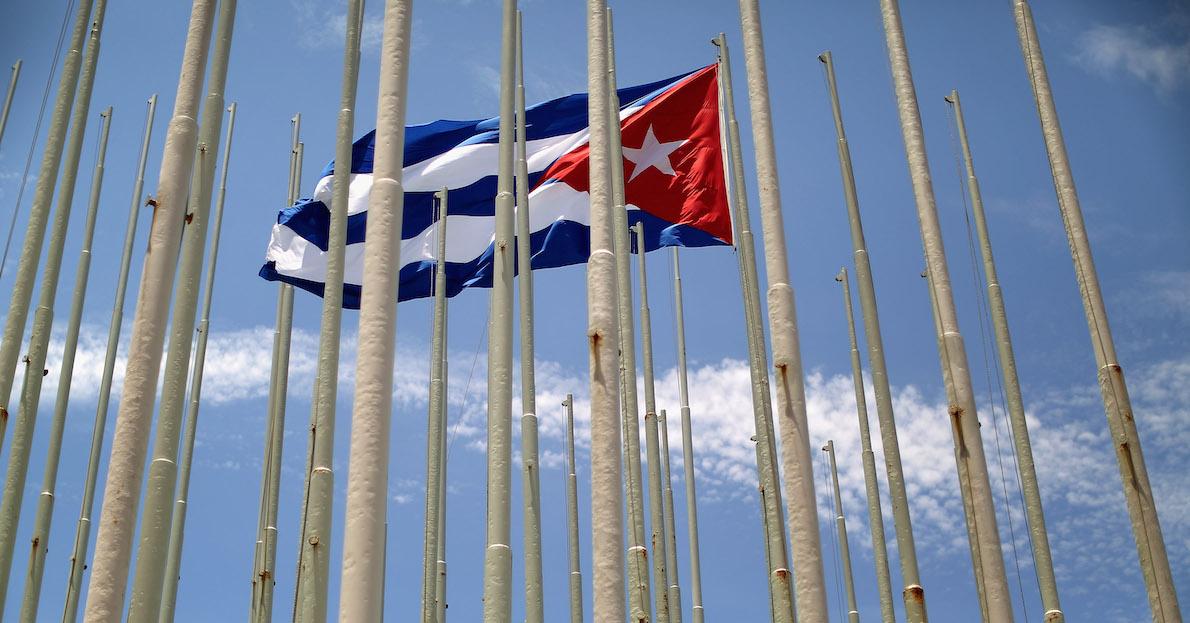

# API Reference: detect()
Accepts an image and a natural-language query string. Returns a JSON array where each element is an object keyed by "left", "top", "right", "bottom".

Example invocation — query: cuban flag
[{"left": 260, "top": 64, "right": 730, "bottom": 308}]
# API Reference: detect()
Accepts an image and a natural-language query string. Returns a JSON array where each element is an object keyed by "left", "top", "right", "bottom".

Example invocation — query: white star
[{"left": 622, "top": 124, "right": 688, "bottom": 182}]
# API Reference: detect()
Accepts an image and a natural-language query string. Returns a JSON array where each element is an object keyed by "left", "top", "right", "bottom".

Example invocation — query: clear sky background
[{"left": 0, "top": 0, "right": 1187, "bottom": 621}]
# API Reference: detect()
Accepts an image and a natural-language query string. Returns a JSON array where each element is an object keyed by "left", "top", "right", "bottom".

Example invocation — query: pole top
[
  {"left": 818, "top": 50, "right": 831, "bottom": 64},
  {"left": 944, "top": 89, "right": 959, "bottom": 104},
  {"left": 835, "top": 267, "right": 846, "bottom": 282}
]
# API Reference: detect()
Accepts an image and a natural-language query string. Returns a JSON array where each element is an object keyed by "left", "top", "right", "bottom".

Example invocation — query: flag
[{"left": 260, "top": 64, "right": 729, "bottom": 308}]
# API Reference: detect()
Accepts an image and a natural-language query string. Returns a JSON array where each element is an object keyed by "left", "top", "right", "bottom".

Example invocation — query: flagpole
[
  {"left": 734, "top": 2, "right": 829, "bottom": 615},
  {"left": 85, "top": 1, "right": 218, "bottom": 618},
  {"left": 946, "top": 89, "right": 1065, "bottom": 622},
  {"left": 155, "top": 101, "right": 235, "bottom": 622},
  {"left": 337, "top": 3, "right": 414, "bottom": 619},
  {"left": 129, "top": 3, "right": 237, "bottom": 619},
  {"left": 16, "top": 106, "right": 109, "bottom": 622},
  {"left": 670, "top": 249, "right": 704, "bottom": 623},
  {"left": 62, "top": 93, "right": 155, "bottom": 623},
  {"left": 0, "top": 0, "right": 107, "bottom": 607},
  {"left": 0, "top": 60, "right": 20, "bottom": 150},
  {"left": 435, "top": 357, "right": 448, "bottom": 623},
  {"left": 1012, "top": 3, "right": 1181, "bottom": 620},
  {"left": 834, "top": 268, "right": 895, "bottom": 623},
  {"left": 823, "top": 440, "right": 860, "bottom": 623},
  {"left": 633, "top": 222, "right": 671, "bottom": 622},
  {"left": 0, "top": 0, "right": 93, "bottom": 446},
  {"left": 877, "top": 2, "right": 1013, "bottom": 619},
  {"left": 513, "top": 11, "right": 545, "bottom": 622},
  {"left": 658, "top": 410, "right": 682, "bottom": 623},
  {"left": 253, "top": 118, "right": 301, "bottom": 623},
  {"left": 291, "top": 0, "right": 364, "bottom": 620},
  {"left": 606, "top": 11, "right": 654, "bottom": 622},
  {"left": 713, "top": 33, "right": 794, "bottom": 622},
  {"left": 562, "top": 394, "right": 584, "bottom": 623},
  {"left": 421, "top": 188, "right": 449, "bottom": 623},
  {"left": 585, "top": 2, "right": 626, "bottom": 621},
  {"left": 819, "top": 50, "right": 922, "bottom": 622}
]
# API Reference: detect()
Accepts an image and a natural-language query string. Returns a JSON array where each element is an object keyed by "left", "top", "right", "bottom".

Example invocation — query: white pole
[
  {"left": 0, "top": 60, "right": 20, "bottom": 150},
  {"left": 421, "top": 189, "right": 448, "bottom": 623},
  {"left": 1011, "top": 2, "right": 1180, "bottom": 620},
  {"left": 735, "top": 1, "right": 828, "bottom": 616},
  {"left": 585, "top": 2, "right": 626, "bottom": 620},
  {"left": 658, "top": 410, "right": 682, "bottom": 623},
  {"left": 823, "top": 440, "right": 860, "bottom": 623},
  {"left": 877, "top": 1, "right": 1012, "bottom": 619},
  {"left": 62, "top": 93, "right": 157, "bottom": 623},
  {"left": 670, "top": 249, "right": 704, "bottom": 623},
  {"left": 338, "top": 2, "right": 414, "bottom": 619},
  {"left": 18, "top": 107, "right": 111, "bottom": 623},
  {"left": 84, "top": 1, "right": 218, "bottom": 619},
  {"left": 563, "top": 394, "right": 584, "bottom": 623}
]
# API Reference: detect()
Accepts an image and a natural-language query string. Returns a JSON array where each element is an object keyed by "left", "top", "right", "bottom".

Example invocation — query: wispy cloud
[
  {"left": 291, "top": 0, "right": 385, "bottom": 53},
  {"left": 1075, "top": 22, "right": 1190, "bottom": 94}
]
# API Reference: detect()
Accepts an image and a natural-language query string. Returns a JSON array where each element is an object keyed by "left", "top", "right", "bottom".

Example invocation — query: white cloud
[
  {"left": 292, "top": 0, "right": 385, "bottom": 53},
  {"left": 1075, "top": 23, "right": 1190, "bottom": 93}
]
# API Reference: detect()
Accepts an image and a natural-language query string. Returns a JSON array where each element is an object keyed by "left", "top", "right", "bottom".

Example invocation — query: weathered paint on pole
[
  {"left": 585, "top": 2, "right": 626, "bottom": 621},
  {"left": 877, "top": 2, "right": 1013, "bottom": 619},
  {"left": 481, "top": 0, "right": 517, "bottom": 620},
  {"left": 0, "top": 60, "right": 20, "bottom": 150},
  {"left": 658, "top": 410, "right": 682, "bottom": 623},
  {"left": 714, "top": 33, "right": 794, "bottom": 622},
  {"left": 421, "top": 189, "right": 449, "bottom": 623},
  {"left": 947, "top": 89, "right": 1065, "bottom": 623},
  {"left": 633, "top": 222, "right": 670, "bottom": 623},
  {"left": 18, "top": 107, "right": 110, "bottom": 623},
  {"left": 562, "top": 395, "right": 584, "bottom": 623},
  {"left": 159, "top": 101, "right": 235, "bottom": 623},
  {"left": 129, "top": 3, "right": 236, "bottom": 619},
  {"left": 0, "top": 0, "right": 92, "bottom": 445},
  {"left": 819, "top": 49, "right": 919, "bottom": 621},
  {"left": 337, "top": 3, "right": 414, "bottom": 619},
  {"left": 823, "top": 440, "right": 860, "bottom": 623},
  {"left": 735, "top": 2, "right": 828, "bottom": 616},
  {"left": 84, "top": 0, "right": 217, "bottom": 618},
  {"left": 514, "top": 12, "right": 545, "bottom": 622},
  {"left": 1013, "top": 3, "right": 1182, "bottom": 620},
  {"left": 253, "top": 119, "right": 302, "bottom": 623},
  {"left": 834, "top": 268, "right": 895, "bottom": 623},
  {"left": 670, "top": 249, "right": 704, "bottom": 623},
  {"left": 292, "top": 0, "right": 363, "bottom": 619},
  {"left": 0, "top": 0, "right": 107, "bottom": 608},
  {"left": 62, "top": 93, "right": 156, "bottom": 623},
  {"left": 606, "top": 9, "right": 651, "bottom": 621}
]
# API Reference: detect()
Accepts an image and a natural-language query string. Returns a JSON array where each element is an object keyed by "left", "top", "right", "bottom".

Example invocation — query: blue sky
[{"left": 0, "top": 0, "right": 1187, "bottom": 621}]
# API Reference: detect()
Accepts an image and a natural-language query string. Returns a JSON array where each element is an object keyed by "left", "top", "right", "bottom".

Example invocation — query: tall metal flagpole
[
  {"left": 585, "top": 2, "right": 626, "bottom": 621},
  {"left": 562, "top": 394, "right": 584, "bottom": 623},
  {"left": 734, "top": 2, "right": 828, "bottom": 616},
  {"left": 946, "top": 89, "right": 1064, "bottom": 622},
  {"left": 0, "top": 0, "right": 93, "bottom": 447},
  {"left": 481, "top": 0, "right": 517, "bottom": 619},
  {"left": 0, "top": 60, "right": 20, "bottom": 149},
  {"left": 17, "top": 107, "right": 110, "bottom": 623},
  {"left": 820, "top": 50, "right": 921, "bottom": 622},
  {"left": 633, "top": 223, "right": 671, "bottom": 622},
  {"left": 1012, "top": 3, "right": 1182, "bottom": 620},
  {"left": 607, "top": 10, "right": 653, "bottom": 621},
  {"left": 421, "top": 189, "right": 449, "bottom": 623},
  {"left": 292, "top": 0, "right": 362, "bottom": 620},
  {"left": 834, "top": 268, "right": 895, "bottom": 623},
  {"left": 338, "top": 3, "right": 414, "bottom": 619},
  {"left": 252, "top": 117, "right": 302, "bottom": 623},
  {"left": 128, "top": 2, "right": 236, "bottom": 618},
  {"left": 158, "top": 101, "right": 236, "bottom": 622},
  {"left": 514, "top": 12, "right": 545, "bottom": 622},
  {"left": 823, "top": 440, "right": 860, "bottom": 623},
  {"left": 62, "top": 94, "right": 156, "bottom": 623},
  {"left": 658, "top": 410, "right": 682, "bottom": 623},
  {"left": 0, "top": 0, "right": 107, "bottom": 607},
  {"left": 670, "top": 249, "right": 704, "bottom": 623},
  {"left": 877, "top": 2, "right": 1013, "bottom": 620},
  {"left": 435, "top": 358, "right": 448, "bottom": 623},
  {"left": 84, "top": 1, "right": 218, "bottom": 619},
  {"left": 713, "top": 33, "right": 794, "bottom": 621}
]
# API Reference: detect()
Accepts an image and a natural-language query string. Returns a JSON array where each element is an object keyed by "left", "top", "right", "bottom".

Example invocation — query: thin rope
[
  {"left": 0, "top": 0, "right": 77, "bottom": 280},
  {"left": 944, "top": 100, "right": 1031, "bottom": 623}
]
